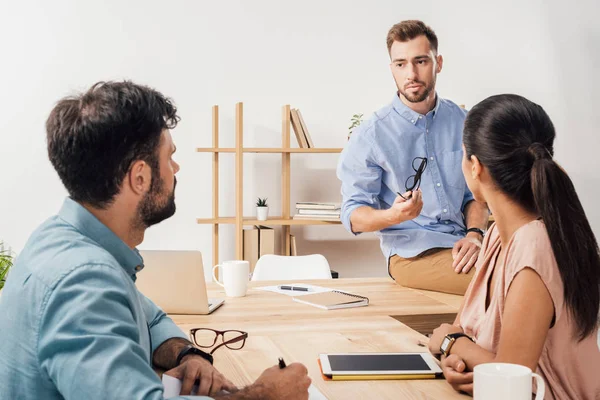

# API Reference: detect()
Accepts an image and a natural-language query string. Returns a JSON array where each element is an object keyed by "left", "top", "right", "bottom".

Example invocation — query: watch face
[{"left": 441, "top": 337, "right": 451, "bottom": 352}]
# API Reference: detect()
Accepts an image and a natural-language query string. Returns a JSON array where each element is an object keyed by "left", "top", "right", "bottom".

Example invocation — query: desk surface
[
  {"left": 172, "top": 278, "right": 468, "bottom": 399},
  {"left": 171, "top": 277, "right": 461, "bottom": 326}
]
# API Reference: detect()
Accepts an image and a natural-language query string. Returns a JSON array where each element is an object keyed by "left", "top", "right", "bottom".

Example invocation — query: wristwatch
[
  {"left": 440, "top": 333, "right": 474, "bottom": 357},
  {"left": 175, "top": 344, "right": 214, "bottom": 366},
  {"left": 466, "top": 227, "right": 485, "bottom": 238}
]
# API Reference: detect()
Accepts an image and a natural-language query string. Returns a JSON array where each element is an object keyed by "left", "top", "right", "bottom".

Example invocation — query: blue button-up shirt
[
  {"left": 0, "top": 198, "right": 209, "bottom": 399},
  {"left": 337, "top": 94, "right": 473, "bottom": 259}
]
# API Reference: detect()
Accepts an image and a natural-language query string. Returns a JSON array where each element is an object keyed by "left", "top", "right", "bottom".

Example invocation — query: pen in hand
[{"left": 278, "top": 357, "right": 287, "bottom": 369}]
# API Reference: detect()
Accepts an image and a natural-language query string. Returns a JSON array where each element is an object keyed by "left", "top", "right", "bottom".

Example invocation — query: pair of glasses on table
[
  {"left": 396, "top": 157, "right": 428, "bottom": 200},
  {"left": 189, "top": 328, "right": 248, "bottom": 355}
]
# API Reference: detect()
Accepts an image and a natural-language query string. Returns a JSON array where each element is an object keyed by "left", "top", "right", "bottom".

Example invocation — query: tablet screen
[{"left": 328, "top": 354, "right": 430, "bottom": 372}]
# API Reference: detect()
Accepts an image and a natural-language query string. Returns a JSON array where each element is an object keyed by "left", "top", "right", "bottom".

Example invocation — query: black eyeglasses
[
  {"left": 189, "top": 328, "right": 248, "bottom": 355},
  {"left": 397, "top": 157, "right": 428, "bottom": 200}
]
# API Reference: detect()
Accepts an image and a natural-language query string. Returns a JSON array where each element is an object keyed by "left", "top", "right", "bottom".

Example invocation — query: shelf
[
  {"left": 197, "top": 216, "right": 341, "bottom": 226},
  {"left": 196, "top": 147, "right": 342, "bottom": 154}
]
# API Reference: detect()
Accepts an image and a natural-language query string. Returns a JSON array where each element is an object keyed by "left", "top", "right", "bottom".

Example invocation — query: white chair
[{"left": 251, "top": 254, "right": 332, "bottom": 281}]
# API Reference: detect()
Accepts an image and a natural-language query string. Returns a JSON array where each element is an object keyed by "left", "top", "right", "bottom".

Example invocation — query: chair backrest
[{"left": 251, "top": 254, "right": 332, "bottom": 281}]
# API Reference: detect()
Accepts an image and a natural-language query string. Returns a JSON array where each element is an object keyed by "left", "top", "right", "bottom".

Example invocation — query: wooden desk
[
  {"left": 171, "top": 278, "right": 460, "bottom": 326},
  {"left": 171, "top": 278, "right": 468, "bottom": 399}
]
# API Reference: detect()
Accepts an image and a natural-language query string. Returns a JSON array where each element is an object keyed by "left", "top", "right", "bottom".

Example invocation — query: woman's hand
[{"left": 442, "top": 354, "right": 473, "bottom": 395}]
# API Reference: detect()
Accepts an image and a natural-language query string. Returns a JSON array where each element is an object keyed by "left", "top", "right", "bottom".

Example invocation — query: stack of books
[{"left": 293, "top": 202, "right": 341, "bottom": 221}]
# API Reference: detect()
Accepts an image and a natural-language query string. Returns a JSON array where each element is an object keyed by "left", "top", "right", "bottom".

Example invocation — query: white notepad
[{"left": 293, "top": 290, "right": 369, "bottom": 310}]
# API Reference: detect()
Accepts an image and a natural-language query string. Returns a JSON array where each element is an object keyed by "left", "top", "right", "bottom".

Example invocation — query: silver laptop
[{"left": 135, "top": 250, "right": 224, "bottom": 315}]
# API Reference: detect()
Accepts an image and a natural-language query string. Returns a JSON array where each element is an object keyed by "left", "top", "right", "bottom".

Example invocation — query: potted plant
[
  {"left": 256, "top": 197, "right": 269, "bottom": 221},
  {"left": 348, "top": 113, "right": 363, "bottom": 140},
  {"left": 0, "top": 243, "right": 14, "bottom": 291}
]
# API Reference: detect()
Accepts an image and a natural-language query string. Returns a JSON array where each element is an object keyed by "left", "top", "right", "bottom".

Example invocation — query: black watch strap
[
  {"left": 448, "top": 332, "right": 474, "bottom": 341},
  {"left": 466, "top": 227, "right": 485, "bottom": 237},
  {"left": 175, "top": 344, "right": 214, "bottom": 366}
]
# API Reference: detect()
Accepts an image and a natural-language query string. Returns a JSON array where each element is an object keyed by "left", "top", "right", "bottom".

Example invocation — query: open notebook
[{"left": 293, "top": 290, "right": 369, "bottom": 310}]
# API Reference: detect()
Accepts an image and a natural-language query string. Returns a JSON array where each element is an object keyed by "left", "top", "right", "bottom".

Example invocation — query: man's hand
[
  {"left": 451, "top": 233, "right": 482, "bottom": 273},
  {"left": 247, "top": 363, "right": 311, "bottom": 400},
  {"left": 442, "top": 354, "right": 473, "bottom": 395},
  {"left": 428, "top": 323, "right": 464, "bottom": 356},
  {"left": 388, "top": 189, "right": 423, "bottom": 225},
  {"left": 165, "top": 355, "right": 237, "bottom": 396}
]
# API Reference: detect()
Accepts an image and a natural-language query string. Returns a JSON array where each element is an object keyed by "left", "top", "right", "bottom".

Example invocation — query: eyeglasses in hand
[
  {"left": 189, "top": 328, "right": 248, "bottom": 355},
  {"left": 397, "top": 157, "right": 428, "bottom": 200}
]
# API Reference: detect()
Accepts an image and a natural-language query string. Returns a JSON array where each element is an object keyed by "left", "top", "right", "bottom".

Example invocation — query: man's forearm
[
  {"left": 152, "top": 337, "right": 193, "bottom": 370},
  {"left": 215, "top": 383, "right": 266, "bottom": 400},
  {"left": 350, "top": 206, "right": 404, "bottom": 233},
  {"left": 464, "top": 200, "right": 489, "bottom": 232}
]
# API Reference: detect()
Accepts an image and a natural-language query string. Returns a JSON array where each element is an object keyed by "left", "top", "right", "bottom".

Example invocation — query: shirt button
[
  {"left": 437, "top": 183, "right": 441, "bottom": 187},
  {"left": 426, "top": 129, "right": 429, "bottom": 133},
  {"left": 445, "top": 221, "right": 449, "bottom": 224},
  {"left": 430, "top": 157, "right": 434, "bottom": 161},
  {"left": 135, "top": 265, "right": 142, "bottom": 272},
  {"left": 411, "top": 120, "right": 415, "bottom": 123},
  {"left": 443, "top": 209, "right": 448, "bottom": 213},
  {"left": 418, "top": 116, "right": 423, "bottom": 119}
]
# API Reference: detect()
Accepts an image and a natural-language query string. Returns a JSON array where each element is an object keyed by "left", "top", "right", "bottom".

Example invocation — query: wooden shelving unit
[{"left": 198, "top": 102, "right": 343, "bottom": 268}]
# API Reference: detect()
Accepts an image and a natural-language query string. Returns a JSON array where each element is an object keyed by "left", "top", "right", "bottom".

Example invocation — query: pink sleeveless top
[{"left": 460, "top": 220, "right": 600, "bottom": 400}]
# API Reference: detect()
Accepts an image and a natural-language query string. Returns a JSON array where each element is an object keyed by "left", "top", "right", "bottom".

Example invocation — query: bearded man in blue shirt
[
  {"left": 0, "top": 81, "right": 310, "bottom": 400},
  {"left": 338, "top": 20, "right": 489, "bottom": 295}
]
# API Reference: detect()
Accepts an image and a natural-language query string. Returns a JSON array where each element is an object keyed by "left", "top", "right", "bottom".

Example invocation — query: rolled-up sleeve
[
  {"left": 337, "top": 126, "right": 383, "bottom": 235},
  {"left": 37, "top": 264, "right": 211, "bottom": 400},
  {"left": 461, "top": 184, "right": 475, "bottom": 211},
  {"left": 139, "top": 293, "right": 188, "bottom": 354}
]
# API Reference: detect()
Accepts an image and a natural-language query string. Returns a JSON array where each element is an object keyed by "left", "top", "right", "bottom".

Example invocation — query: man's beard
[
  {"left": 137, "top": 175, "right": 177, "bottom": 228},
  {"left": 398, "top": 76, "right": 436, "bottom": 103}
]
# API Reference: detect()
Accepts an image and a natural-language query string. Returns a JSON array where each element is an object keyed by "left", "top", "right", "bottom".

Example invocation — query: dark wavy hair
[
  {"left": 46, "top": 81, "right": 180, "bottom": 209},
  {"left": 464, "top": 94, "right": 600, "bottom": 340}
]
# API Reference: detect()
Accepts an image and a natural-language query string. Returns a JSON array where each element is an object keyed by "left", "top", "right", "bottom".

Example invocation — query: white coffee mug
[
  {"left": 212, "top": 260, "right": 249, "bottom": 297},
  {"left": 474, "top": 363, "right": 545, "bottom": 400}
]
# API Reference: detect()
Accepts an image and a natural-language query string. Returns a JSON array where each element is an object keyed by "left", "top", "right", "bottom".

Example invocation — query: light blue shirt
[
  {"left": 0, "top": 198, "right": 209, "bottom": 399},
  {"left": 337, "top": 94, "right": 474, "bottom": 260}
]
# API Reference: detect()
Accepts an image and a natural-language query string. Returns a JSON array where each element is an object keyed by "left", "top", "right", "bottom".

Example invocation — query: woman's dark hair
[
  {"left": 464, "top": 94, "right": 600, "bottom": 340},
  {"left": 46, "top": 81, "right": 180, "bottom": 209}
]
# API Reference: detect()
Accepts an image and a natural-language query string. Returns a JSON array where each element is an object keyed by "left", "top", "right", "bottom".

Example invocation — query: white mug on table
[
  {"left": 474, "top": 363, "right": 545, "bottom": 400},
  {"left": 212, "top": 260, "right": 249, "bottom": 297}
]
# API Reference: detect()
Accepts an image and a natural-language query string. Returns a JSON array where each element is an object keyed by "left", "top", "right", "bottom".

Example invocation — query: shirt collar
[
  {"left": 392, "top": 92, "right": 441, "bottom": 125},
  {"left": 58, "top": 197, "right": 143, "bottom": 277}
]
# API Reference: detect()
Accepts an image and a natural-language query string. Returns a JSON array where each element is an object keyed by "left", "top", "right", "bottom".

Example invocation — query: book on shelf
[
  {"left": 296, "top": 202, "right": 340, "bottom": 210},
  {"left": 290, "top": 109, "right": 308, "bottom": 148},
  {"left": 290, "top": 234, "right": 297, "bottom": 256},
  {"left": 297, "top": 209, "right": 341, "bottom": 216},
  {"left": 296, "top": 109, "right": 314, "bottom": 148},
  {"left": 293, "top": 214, "right": 340, "bottom": 222},
  {"left": 243, "top": 226, "right": 275, "bottom": 272}
]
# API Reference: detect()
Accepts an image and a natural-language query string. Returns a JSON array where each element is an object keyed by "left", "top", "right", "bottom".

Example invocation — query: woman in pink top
[{"left": 428, "top": 94, "right": 600, "bottom": 399}]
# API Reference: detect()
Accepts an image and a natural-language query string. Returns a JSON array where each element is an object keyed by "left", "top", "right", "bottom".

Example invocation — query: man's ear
[
  {"left": 127, "top": 160, "right": 152, "bottom": 196},
  {"left": 436, "top": 54, "right": 443, "bottom": 74}
]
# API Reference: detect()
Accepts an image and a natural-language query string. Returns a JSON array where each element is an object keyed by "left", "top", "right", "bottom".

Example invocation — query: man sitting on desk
[
  {"left": 337, "top": 20, "right": 489, "bottom": 295},
  {"left": 0, "top": 81, "right": 310, "bottom": 400}
]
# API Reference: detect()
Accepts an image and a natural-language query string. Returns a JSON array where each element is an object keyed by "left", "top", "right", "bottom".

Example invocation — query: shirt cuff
[
  {"left": 150, "top": 318, "right": 189, "bottom": 354},
  {"left": 341, "top": 203, "right": 364, "bottom": 236}
]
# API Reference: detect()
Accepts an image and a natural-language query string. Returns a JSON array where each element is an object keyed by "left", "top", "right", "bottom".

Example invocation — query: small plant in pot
[
  {"left": 0, "top": 243, "right": 14, "bottom": 291},
  {"left": 256, "top": 197, "right": 269, "bottom": 221},
  {"left": 348, "top": 113, "right": 363, "bottom": 140}
]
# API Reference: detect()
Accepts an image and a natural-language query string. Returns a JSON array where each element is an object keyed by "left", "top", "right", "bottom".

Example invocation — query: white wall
[{"left": 0, "top": 0, "right": 598, "bottom": 280}]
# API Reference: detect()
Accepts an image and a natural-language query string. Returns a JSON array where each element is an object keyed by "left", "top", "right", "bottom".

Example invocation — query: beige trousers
[{"left": 389, "top": 248, "right": 474, "bottom": 295}]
